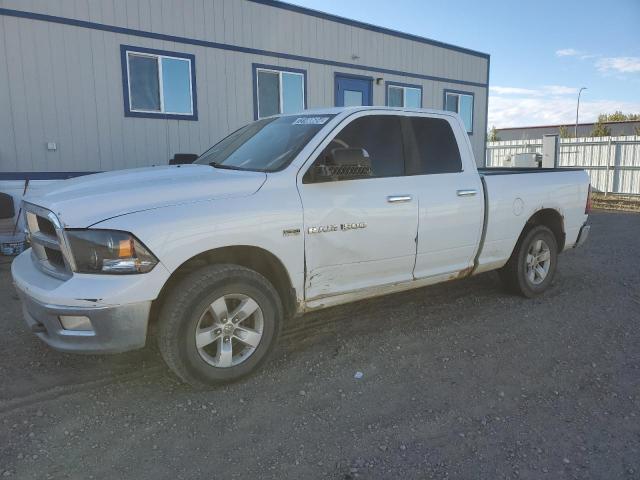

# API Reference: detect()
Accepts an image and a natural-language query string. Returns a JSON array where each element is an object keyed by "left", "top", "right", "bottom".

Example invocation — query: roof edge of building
[{"left": 248, "top": 0, "right": 491, "bottom": 60}]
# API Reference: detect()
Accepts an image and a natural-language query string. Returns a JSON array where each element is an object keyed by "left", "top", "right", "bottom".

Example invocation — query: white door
[
  {"left": 403, "top": 115, "right": 484, "bottom": 278},
  {"left": 299, "top": 114, "right": 418, "bottom": 300}
]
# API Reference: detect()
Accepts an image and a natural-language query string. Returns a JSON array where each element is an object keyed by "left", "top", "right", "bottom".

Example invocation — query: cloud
[
  {"left": 555, "top": 48, "right": 582, "bottom": 57},
  {"left": 490, "top": 85, "right": 578, "bottom": 97},
  {"left": 556, "top": 48, "right": 639, "bottom": 76},
  {"left": 490, "top": 86, "right": 540, "bottom": 96},
  {"left": 488, "top": 95, "right": 640, "bottom": 128},
  {"left": 544, "top": 85, "right": 579, "bottom": 95},
  {"left": 596, "top": 56, "right": 640, "bottom": 73}
]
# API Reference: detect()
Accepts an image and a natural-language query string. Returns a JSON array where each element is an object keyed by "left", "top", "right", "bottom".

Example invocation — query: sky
[{"left": 286, "top": 0, "right": 640, "bottom": 129}]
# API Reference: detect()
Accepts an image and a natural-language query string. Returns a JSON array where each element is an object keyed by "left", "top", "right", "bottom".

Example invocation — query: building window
[
  {"left": 253, "top": 64, "right": 306, "bottom": 119},
  {"left": 386, "top": 83, "right": 422, "bottom": 108},
  {"left": 120, "top": 45, "right": 197, "bottom": 120},
  {"left": 443, "top": 90, "right": 473, "bottom": 134}
]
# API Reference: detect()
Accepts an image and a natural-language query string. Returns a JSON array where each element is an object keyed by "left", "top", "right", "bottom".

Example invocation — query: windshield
[{"left": 195, "top": 114, "right": 335, "bottom": 172}]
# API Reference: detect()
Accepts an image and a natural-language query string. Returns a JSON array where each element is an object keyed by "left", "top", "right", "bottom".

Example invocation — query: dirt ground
[
  {"left": 592, "top": 194, "right": 640, "bottom": 213},
  {"left": 1, "top": 211, "right": 639, "bottom": 480}
]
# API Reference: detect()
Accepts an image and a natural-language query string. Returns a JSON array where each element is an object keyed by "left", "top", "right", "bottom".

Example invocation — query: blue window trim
[
  {"left": 120, "top": 45, "right": 198, "bottom": 121},
  {"left": 443, "top": 89, "right": 474, "bottom": 135},
  {"left": 0, "top": 8, "right": 488, "bottom": 89},
  {"left": 252, "top": 63, "right": 308, "bottom": 120},
  {"left": 333, "top": 72, "right": 374, "bottom": 107},
  {"left": 385, "top": 81, "right": 423, "bottom": 108}
]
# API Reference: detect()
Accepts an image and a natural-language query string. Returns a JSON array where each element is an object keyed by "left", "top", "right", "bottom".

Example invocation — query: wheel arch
[
  {"left": 150, "top": 245, "right": 298, "bottom": 327},
  {"left": 523, "top": 208, "right": 565, "bottom": 252}
]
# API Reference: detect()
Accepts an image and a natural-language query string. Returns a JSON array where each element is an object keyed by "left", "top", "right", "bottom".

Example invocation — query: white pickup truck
[{"left": 12, "top": 107, "right": 591, "bottom": 386}]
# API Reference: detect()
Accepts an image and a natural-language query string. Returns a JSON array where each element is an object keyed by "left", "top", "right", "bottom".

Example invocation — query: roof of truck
[{"left": 286, "top": 106, "right": 454, "bottom": 116}]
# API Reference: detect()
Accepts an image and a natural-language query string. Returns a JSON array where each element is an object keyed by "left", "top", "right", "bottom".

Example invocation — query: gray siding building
[{"left": 0, "top": 0, "right": 490, "bottom": 180}]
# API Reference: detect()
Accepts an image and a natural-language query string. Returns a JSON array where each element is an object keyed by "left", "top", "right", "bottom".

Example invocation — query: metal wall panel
[
  {"left": 496, "top": 122, "right": 640, "bottom": 141},
  {"left": 0, "top": 0, "right": 489, "bottom": 173},
  {"left": 487, "top": 137, "right": 640, "bottom": 195}
]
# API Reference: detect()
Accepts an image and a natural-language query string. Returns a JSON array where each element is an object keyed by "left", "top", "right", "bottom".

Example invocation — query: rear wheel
[
  {"left": 157, "top": 264, "right": 282, "bottom": 387},
  {"left": 498, "top": 225, "right": 558, "bottom": 298}
]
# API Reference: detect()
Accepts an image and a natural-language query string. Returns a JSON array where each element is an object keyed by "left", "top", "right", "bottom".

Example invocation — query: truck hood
[{"left": 24, "top": 164, "right": 267, "bottom": 227}]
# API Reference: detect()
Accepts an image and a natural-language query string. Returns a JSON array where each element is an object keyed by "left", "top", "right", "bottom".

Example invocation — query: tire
[
  {"left": 498, "top": 225, "right": 558, "bottom": 298},
  {"left": 157, "top": 264, "right": 283, "bottom": 387}
]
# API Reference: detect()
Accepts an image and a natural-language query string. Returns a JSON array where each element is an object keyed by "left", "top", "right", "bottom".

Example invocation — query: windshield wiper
[{"left": 209, "top": 162, "right": 247, "bottom": 171}]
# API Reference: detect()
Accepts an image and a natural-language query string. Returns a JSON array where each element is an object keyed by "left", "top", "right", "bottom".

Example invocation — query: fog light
[{"left": 59, "top": 315, "right": 93, "bottom": 331}]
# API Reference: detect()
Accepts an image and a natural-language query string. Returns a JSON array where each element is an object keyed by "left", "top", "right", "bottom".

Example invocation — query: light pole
[{"left": 575, "top": 87, "right": 587, "bottom": 138}]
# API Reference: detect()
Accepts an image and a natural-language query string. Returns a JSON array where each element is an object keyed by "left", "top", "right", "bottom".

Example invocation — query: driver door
[{"left": 299, "top": 113, "right": 418, "bottom": 301}]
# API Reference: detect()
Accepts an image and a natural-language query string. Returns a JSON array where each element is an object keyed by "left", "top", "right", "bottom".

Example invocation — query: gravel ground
[{"left": 0, "top": 211, "right": 639, "bottom": 479}]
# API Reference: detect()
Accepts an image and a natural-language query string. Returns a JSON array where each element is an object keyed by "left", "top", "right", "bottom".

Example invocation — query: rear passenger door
[
  {"left": 404, "top": 115, "right": 484, "bottom": 279},
  {"left": 299, "top": 113, "right": 418, "bottom": 300}
]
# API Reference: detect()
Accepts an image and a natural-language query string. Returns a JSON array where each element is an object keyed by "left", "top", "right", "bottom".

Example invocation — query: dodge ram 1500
[{"left": 12, "top": 107, "right": 591, "bottom": 386}]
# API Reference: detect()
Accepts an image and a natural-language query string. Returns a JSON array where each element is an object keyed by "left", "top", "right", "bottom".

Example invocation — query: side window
[
  {"left": 387, "top": 84, "right": 422, "bottom": 108},
  {"left": 443, "top": 90, "right": 474, "bottom": 133},
  {"left": 121, "top": 45, "right": 197, "bottom": 120},
  {"left": 306, "top": 115, "right": 404, "bottom": 182},
  {"left": 254, "top": 65, "right": 306, "bottom": 119},
  {"left": 407, "top": 117, "right": 462, "bottom": 175}
]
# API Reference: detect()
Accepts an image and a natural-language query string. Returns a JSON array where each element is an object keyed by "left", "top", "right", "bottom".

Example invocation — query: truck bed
[{"left": 474, "top": 167, "right": 590, "bottom": 275}]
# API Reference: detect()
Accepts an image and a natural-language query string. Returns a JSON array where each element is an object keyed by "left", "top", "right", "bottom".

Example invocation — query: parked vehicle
[{"left": 11, "top": 107, "right": 591, "bottom": 386}]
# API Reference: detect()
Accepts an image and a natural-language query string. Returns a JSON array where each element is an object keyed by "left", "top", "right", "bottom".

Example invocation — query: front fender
[{"left": 93, "top": 188, "right": 305, "bottom": 301}]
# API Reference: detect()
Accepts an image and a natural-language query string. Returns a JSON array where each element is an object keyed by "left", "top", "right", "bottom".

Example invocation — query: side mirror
[
  {"left": 170, "top": 153, "right": 198, "bottom": 165},
  {"left": 0, "top": 192, "right": 15, "bottom": 220},
  {"left": 314, "top": 148, "right": 373, "bottom": 181}
]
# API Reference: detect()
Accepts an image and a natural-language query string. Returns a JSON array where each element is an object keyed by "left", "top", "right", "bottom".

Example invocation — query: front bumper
[
  {"left": 574, "top": 223, "right": 590, "bottom": 248},
  {"left": 17, "top": 290, "right": 151, "bottom": 353},
  {"left": 11, "top": 249, "right": 168, "bottom": 354}
]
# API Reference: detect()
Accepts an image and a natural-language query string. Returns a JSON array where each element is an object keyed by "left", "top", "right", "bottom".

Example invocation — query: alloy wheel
[
  {"left": 525, "top": 239, "right": 551, "bottom": 285},
  {"left": 194, "top": 293, "right": 264, "bottom": 368}
]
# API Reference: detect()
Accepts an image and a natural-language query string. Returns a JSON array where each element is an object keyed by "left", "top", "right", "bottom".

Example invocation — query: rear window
[{"left": 407, "top": 117, "right": 462, "bottom": 175}]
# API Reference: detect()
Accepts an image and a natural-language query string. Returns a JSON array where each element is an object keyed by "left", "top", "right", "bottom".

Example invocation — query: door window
[
  {"left": 305, "top": 115, "right": 405, "bottom": 182},
  {"left": 335, "top": 74, "right": 372, "bottom": 107},
  {"left": 406, "top": 117, "right": 462, "bottom": 175},
  {"left": 343, "top": 90, "right": 364, "bottom": 106}
]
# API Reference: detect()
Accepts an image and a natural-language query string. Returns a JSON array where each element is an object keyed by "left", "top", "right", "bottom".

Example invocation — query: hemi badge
[{"left": 283, "top": 228, "right": 301, "bottom": 237}]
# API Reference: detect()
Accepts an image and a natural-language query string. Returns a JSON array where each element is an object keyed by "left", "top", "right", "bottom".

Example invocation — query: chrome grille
[{"left": 24, "top": 203, "right": 74, "bottom": 279}]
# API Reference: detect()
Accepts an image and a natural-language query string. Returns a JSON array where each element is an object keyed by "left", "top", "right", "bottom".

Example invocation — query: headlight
[{"left": 65, "top": 230, "right": 158, "bottom": 274}]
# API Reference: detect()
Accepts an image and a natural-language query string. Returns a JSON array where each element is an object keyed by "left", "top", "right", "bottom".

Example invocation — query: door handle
[
  {"left": 457, "top": 189, "right": 477, "bottom": 197},
  {"left": 387, "top": 195, "right": 412, "bottom": 203}
]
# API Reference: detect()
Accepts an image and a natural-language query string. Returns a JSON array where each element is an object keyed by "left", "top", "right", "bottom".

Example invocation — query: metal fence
[{"left": 486, "top": 136, "right": 640, "bottom": 195}]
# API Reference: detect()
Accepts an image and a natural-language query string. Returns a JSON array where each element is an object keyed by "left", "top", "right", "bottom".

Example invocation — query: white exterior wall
[{"left": 0, "top": 0, "right": 490, "bottom": 174}]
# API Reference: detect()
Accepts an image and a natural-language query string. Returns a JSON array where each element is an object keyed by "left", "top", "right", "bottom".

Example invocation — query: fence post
[
  {"left": 604, "top": 138, "right": 611, "bottom": 196},
  {"left": 612, "top": 140, "right": 622, "bottom": 195}
]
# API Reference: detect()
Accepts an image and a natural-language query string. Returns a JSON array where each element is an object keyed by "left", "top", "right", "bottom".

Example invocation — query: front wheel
[
  {"left": 498, "top": 225, "right": 558, "bottom": 298},
  {"left": 157, "top": 264, "right": 283, "bottom": 387}
]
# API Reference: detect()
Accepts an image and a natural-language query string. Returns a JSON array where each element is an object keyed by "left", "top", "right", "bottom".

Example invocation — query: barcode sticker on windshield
[{"left": 293, "top": 116, "right": 330, "bottom": 125}]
